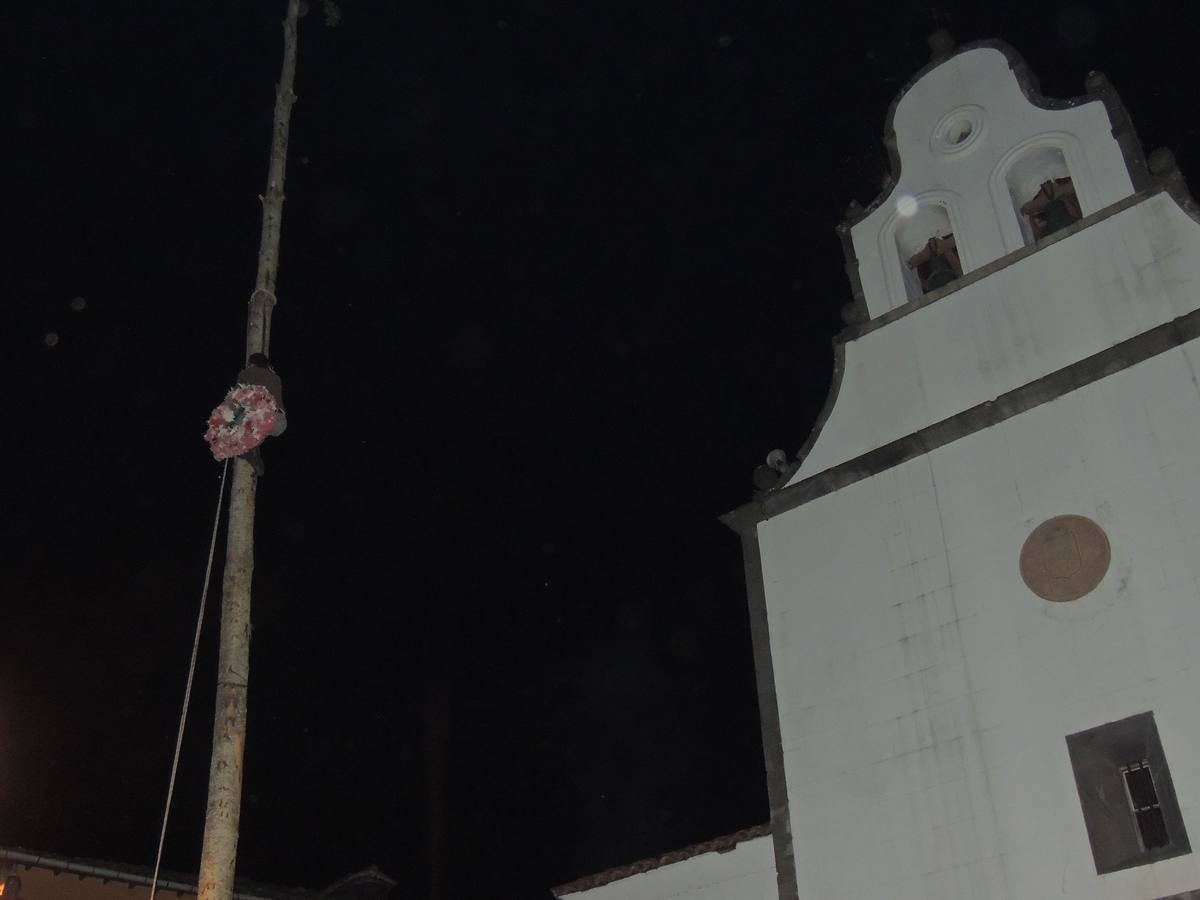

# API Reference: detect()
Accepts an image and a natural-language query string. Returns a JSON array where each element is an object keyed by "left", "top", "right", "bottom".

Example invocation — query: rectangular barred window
[{"left": 1066, "top": 712, "right": 1190, "bottom": 874}]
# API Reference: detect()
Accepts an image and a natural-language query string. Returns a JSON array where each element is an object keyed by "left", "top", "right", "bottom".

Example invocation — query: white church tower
[
  {"left": 725, "top": 34, "right": 1200, "bottom": 900},
  {"left": 554, "top": 34, "right": 1200, "bottom": 900}
]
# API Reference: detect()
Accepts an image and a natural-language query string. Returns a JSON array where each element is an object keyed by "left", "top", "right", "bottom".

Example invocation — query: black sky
[{"left": 7, "top": 1, "right": 1200, "bottom": 898}]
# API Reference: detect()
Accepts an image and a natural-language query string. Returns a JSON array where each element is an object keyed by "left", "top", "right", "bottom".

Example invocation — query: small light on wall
[{"left": 896, "top": 195, "right": 918, "bottom": 218}]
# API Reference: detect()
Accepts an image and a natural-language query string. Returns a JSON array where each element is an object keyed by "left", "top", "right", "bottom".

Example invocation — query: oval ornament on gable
[
  {"left": 1020, "top": 515, "right": 1111, "bottom": 602},
  {"left": 931, "top": 105, "right": 985, "bottom": 156}
]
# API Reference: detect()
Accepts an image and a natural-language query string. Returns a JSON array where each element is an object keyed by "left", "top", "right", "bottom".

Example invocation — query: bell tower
[
  {"left": 727, "top": 36, "right": 1200, "bottom": 900},
  {"left": 839, "top": 34, "right": 1146, "bottom": 324}
]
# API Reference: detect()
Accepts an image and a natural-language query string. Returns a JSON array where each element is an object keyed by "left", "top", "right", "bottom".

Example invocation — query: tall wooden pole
[{"left": 197, "top": 3, "right": 300, "bottom": 899}]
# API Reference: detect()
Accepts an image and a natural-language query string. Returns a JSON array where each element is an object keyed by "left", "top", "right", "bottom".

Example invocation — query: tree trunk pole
[{"left": 197, "top": 3, "right": 300, "bottom": 899}]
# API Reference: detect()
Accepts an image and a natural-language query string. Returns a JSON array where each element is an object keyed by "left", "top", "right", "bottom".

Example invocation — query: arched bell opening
[
  {"left": 1006, "top": 146, "right": 1082, "bottom": 243},
  {"left": 895, "top": 204, "right": 962, "bottom": 298}
]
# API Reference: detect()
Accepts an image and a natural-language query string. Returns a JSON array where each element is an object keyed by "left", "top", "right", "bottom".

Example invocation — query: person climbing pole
[{"left": 204, "top": 353, "right": 287, "bottom": 476}]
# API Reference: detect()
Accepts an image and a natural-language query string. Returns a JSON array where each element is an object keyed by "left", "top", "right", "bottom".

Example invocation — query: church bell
[
  {"left": 921, "top": 254, "right": 957, "bottom": 291},
  {"left": 1037, "top": 197, "right": 1078, "bottom": 237}
]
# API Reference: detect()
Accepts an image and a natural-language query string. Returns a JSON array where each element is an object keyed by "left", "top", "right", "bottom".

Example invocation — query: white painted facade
[
  {"left": 557, "top": 834, "right": 778, "bottom": 900},
  {"left": 757, "top": 42, "right": 1200, "bottom": 900},
  {"left": 794, "top": 192, "right": 1200, "bottom": 482},
  {"left": 762, "top": 347, "right": 1200, "bottom": 898}
]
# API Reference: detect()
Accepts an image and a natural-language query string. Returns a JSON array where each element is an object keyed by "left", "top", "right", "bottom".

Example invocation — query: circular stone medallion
[{"left": 1020, "top": 515, "right": 1111, "bottom": 602}]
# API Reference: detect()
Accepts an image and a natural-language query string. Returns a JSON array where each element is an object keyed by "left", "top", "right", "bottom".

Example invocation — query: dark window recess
[
  {"left": 1020, "top": 176, "right": 1082, "bottom": 240},
  {"left": 1124, "top": 762, "right": 1170, "bottom": 850},
  {"left": 1067, "top": 712, "right": 1190, "bottom": 874},
  {"left": 906, "top": 234, "right": 962, "bottom": 294}
]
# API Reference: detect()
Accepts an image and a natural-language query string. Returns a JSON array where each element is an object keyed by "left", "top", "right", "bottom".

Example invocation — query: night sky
[{"left": 8, "top": 1, "right": 1200, "bottom": 898}]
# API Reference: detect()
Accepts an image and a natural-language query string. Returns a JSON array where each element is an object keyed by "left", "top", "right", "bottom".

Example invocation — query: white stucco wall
[
  {"left": 850, "top": 46, "right": 1135, "bottom": 318},
  {"left": 759, "top": 344, "right": 1200, "bottom": 899},
  {"left": 559, "top": 835, "right": 778, "bottom": 900},
  {"left": 794, "top": 191, "right": 1200, "bottom": 483}
]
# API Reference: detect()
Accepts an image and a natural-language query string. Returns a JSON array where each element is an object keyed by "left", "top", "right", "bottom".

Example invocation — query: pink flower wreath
[{"left": 204, "top": 384, "right": 280, "bottom": 461}]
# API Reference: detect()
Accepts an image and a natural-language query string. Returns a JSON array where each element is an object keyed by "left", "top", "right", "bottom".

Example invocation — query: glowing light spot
[
  {"left": 896, "top": 195, "right": 918, "bottom": 218},
  {"left": 44, "top": 332, "right": 59, "bottom": 347}
]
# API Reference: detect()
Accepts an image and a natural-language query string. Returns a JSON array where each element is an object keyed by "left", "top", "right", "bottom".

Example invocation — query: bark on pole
[{"left": 197, "top": 3, "right": 299, "bottom": 899}]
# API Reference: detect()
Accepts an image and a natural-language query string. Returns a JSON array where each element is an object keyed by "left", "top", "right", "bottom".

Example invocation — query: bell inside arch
[
  {"left": 922, "top": 255, "right": 957, "bottom": 290},
  {"left": 1036, "top": 196, "right": 1078, "bottom": 237},
  {"left": 907, "top": 233, "right": 962, "bottom": 295},
  {"left": 1022, "top": 177, "right": 1082, "bottom": 241}
]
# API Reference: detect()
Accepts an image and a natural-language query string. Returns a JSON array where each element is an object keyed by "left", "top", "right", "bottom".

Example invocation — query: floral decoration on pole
[{"left": 204, "top": 385, "right": 281, "bottom": 460}]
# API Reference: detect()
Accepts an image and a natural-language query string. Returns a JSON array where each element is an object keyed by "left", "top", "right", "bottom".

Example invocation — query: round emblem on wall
[{"left": 1019, "top": 515, "right": 1111, "bottom": 602}]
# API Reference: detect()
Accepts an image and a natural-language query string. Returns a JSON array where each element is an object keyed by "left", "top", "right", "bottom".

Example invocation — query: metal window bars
[{"left": 1122, "top": 761, "right": 1170, "bottom": 851}]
